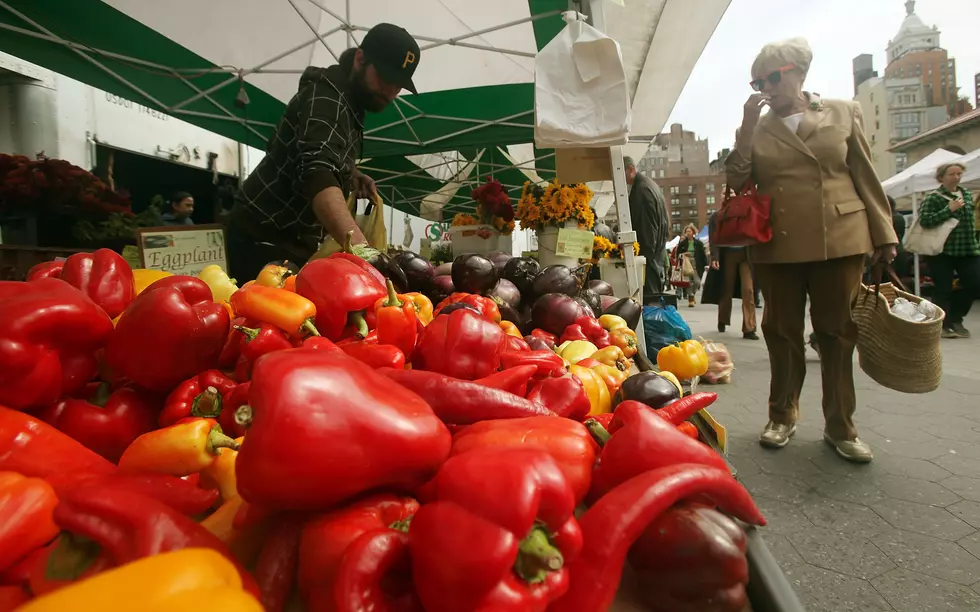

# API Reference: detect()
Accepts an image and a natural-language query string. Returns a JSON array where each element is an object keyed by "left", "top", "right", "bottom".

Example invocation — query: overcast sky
[{"left": 665, "top": 0, "right": 980, "bottom": 158}]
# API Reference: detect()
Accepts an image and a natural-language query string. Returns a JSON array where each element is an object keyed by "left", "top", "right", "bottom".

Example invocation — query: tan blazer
[{"left": 726, "top": 95, "right": 897, "bottom": 264}]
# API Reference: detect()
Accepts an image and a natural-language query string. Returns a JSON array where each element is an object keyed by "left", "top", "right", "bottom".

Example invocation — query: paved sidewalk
[{"left": 680, "top": 302, "right": 980, "bottom": 612}]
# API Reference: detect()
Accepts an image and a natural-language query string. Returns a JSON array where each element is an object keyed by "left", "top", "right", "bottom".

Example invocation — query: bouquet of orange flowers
[
  {"left": 592, "top": 235, "right": 641, "bottom": 260},
  {"left": 516, "top": 180, "right": 595, "bottom": 232}
]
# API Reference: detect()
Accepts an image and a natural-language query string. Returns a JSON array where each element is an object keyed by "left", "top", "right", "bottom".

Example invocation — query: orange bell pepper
[
  {"left": 578, "top": 359, "right": 629, "bottom": 397},
  {"left": 609, "top": 327, "right": 639, "bottom": 358},
  {"left": 282, "top": 276, "right": 297, "bottom": 293},
  {"left": 229, "top": 284, "right": 319, "bottom": 338},
  {"left": 499, "top": 320, "right": 522, "bottom": 338},
  {"left": 403, "top": 292, "right": 434, "bottom": 325},
  {"left": 373, "top": 281, "right": 418, "bottom": 357},
  {"left": 255, "top": 263, "right": 293, "bottom": 289},
  {"left": 201, "top": 437, "right": 243, "bottom": 503},
  {"left": 0, "top": 472, "right": 59, "bottom": 574},
  {"left": 118, "top": 420, "right": 240, "bottom": 477},
  {"left": 569, "top": 364, "right": 612, "bottom": 417},
  {"left": 591, "top": 345, "right": 631, "bottom": 371}
]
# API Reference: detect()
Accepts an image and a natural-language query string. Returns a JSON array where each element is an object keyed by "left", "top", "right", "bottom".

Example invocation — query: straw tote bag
[{"left": 853, "top": 265, "right": 944, "bottom": 393}]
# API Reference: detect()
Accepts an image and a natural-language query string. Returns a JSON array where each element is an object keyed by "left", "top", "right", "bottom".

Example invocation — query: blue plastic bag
[{"left": 643, "top": 302, "right": 692, "bottom": 355}]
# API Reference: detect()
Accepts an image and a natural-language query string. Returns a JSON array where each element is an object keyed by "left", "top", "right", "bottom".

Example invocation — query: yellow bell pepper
[
  {"left": 557, "top": 340, "right": 599, "bottom": 364},
  {"left": 499, "top": 320, "right": 522, "bottom": 338},
  {"left": 657, "top": 370, "right": 684, "bottom": 397},
  {"left": 18, "top": 548, "right": 261, "bottom": 612},
  {"left": 589, "top": 362, "right": 630, "bottom": 396},
  {"left": 569, "top": 364, "right": 612, "bottom": 416},
  {"left": 132, "top": 269, "right": 172, "bottom": 296},
  {"left": 404, "top": 293, "right": 434, "bottom": 325},
  {"left": 254, "top": 262, "right": 292, "bottom": 289},
  {"left": 591, "top": 345, "right": 631, "bottom": 371},
  {"left": 598, "top": 314, "right": 628, "bottom": 331},
  {"left": 199, "top": 265, "right": 239, "bottom": 304},
  {"left": 657, "top": 340, "right": 709, "bottom": 380}
]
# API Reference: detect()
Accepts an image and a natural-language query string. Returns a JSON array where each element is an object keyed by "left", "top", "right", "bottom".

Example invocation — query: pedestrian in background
[
  {"left": 624, "top": 156, "right": 670, "bottom": 303},
  {"left": 727, "top": 37, "right": 897, "bottom": 463},
  {"left": 161, "top": 191, "right": 195, "bottom": 226},
  {"left": 671, "top": 224, "right": 707, "bottom": 307},
  {"left": 704, "top": 211, "right": 759, "bottom": 339}
]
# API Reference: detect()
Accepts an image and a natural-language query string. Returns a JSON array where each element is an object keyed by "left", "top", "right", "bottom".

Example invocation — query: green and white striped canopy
[{"left": 0, "top": 0, "right": 729, "bottom": 217}]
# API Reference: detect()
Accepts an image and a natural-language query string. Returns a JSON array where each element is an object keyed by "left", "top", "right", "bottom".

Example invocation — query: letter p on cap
[{"left": 402, "top": 51, "right": 416, "bottom": 68}]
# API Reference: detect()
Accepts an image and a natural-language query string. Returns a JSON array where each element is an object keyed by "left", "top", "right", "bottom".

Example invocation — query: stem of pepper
[
  {"left": 383, "top": 279, "right": 403, "bottom": 307},
  {"left": 584, "top": 419, "right": 611, "bottom": 447},
  {"left": 207, "top": 427, "right": 241, "bottom": 454},
  {"left": 235, "top": 325, "right": 260, "bottom": 342},
  {"left": 343, "top": 230, "right": 355, "bottom": 254},
  {"left": 300, "top": 319, "right": 321, "bottom": 337},
  {"left": 89, "top": 382, "right": 113, "bottom": 408},
  {"left": 191, "top": 386, "right": 223, "bottom": 418},
  {"left": 234, "top": 405, "right": 253, "bottom": 429},
  {"left": 514, "top": 526, "right": 564, "bottom": 583},
  {"left": 348, "top": 311, "right": 369, "bottom": 339},
  {"left": 389, "top": 516, "right": 413, "bottom": 532}
]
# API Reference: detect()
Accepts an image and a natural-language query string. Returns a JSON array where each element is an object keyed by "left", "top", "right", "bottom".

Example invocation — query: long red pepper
[
  {"left": 473, "top": 365, "right": 537, "bottom": 397},
  {"left": 652, "top": 392, "right": 718, "bottom": 427},
  {"left": 254, "top": 518, "right": 303, "bottom": 612},
  {"left": 377, "top": 368, "right": 555, "bottom": 424},
  {"left": 548, "top": 464, "right": 765, "bottom": 612},
  {"left": 0, "top": 407, "right": 115, "bottom": 478},
  {"left": 45, "top": 472, "right": 218, "bottom": 516}
]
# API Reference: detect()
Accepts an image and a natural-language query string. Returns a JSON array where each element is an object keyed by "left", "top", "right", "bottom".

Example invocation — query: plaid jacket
[
  {"left": 235, "top": 65, "right": 364, "bottom": 257},
  {"left": 918, "top": 186, "right": 979, "bottom": 257}
]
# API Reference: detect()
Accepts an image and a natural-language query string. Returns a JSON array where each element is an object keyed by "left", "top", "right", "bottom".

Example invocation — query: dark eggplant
[
  {"left": 366, "top": 252, "right": 410, "bottom": 293},
  {"left": 452, "top": 253, "right": 498, "bottom": 295},
  {"left": 587, "top": 279, "right": 615, "bottom": 297},
  {"left": 438, "top": 302, "right": 482, "bottom": 317},
  {"left": 519, "top": 302, "right": 535, "bottom": 336},
  {"left": 600, "top": 295, "right": 619, "bottom": 312},
  {"left": 490, "top": 278, "right": 521, "bottom": 309},
  {"left": 392, "top": 251, "right": 435, "bottom": 292},
  {"left": 530, "top": 265, "right": 578, "bottom": 298},
  {"left": 524, "top": 335, "right": 553, "bottom": 351},
  {"left": 531, "top": 293, "right": 592, "bottom": 336},
  {"left": 434, "top": 262, "right": 453, "bottom": 277},
  {"left": 502, "top": 257, "right": 540, "bottom": 295},
  {"left": 578, "top": 289, "right": 603, "bottom": 318},
  {"left": 488, "top": 251, "right": 513, "bottom": 271},
  {"left": 498, "top": 301, "right": 523, "bottom": 327},
  {"left": 614, "top": 371, "right": 681, "bottom": 409},
  {"left": 427, "top": 275, "right": 455, "bottom": 304},
  {"left": 605, "top": 296, "right": 643, "bottom": 330},
  {"left": 593, "top": 221, "right": 615, "bottom": 242}
]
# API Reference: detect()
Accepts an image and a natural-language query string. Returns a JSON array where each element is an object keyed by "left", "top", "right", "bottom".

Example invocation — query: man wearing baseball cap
[{"left": 228, "top": 23, "right": 420, "bottom": 280}]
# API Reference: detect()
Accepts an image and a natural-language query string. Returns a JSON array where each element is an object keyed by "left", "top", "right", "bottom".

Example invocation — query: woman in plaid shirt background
[{"left": 918, "top": 162, "right": 980, "bottom": 339}]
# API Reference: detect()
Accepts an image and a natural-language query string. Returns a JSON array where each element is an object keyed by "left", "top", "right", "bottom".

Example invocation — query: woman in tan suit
[{"left": 726, "top": 38, "right": 897, "bottom": 463}]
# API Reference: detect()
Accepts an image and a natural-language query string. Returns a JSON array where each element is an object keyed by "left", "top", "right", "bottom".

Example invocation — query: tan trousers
[
  {"left": 718, "top": 249, "right": 757, "bottom": 333},
  {"left": 754, "top": 255, "right": 864, "bottom": 441}
]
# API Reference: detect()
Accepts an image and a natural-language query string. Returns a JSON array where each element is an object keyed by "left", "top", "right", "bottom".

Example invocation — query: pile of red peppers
[{"left": 0, "top": 248, "right": 766, "bottom": 612}]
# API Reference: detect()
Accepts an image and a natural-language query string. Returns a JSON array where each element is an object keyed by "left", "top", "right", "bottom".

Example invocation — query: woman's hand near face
[
  {"left": 949, "top": 194, "right": 966, "bottom": 211},
  {"left": 743, "top": 93, "right": 770, "bottom": 122}
]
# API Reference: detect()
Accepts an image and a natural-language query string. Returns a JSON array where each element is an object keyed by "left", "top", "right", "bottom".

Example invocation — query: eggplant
[
  {"left": 614, "top": 371, "right": 681, "bottom": 409},
  {"left": 605, "top": 296, "right": 642, "bottom": 330},
  {"left": 452, "top": 253, "right": 498, "bottom": 295},
  {"left": 438, "top": 302, "right": 481, "bottom": 316},
  {"left": 434, "top": 262, "right": 453, "bottom": 277},
  {"left": 600, "top": 295, "right": 619, "bottom": 312},
  {"left": 427, "top": 275, "right": 455, "bottom": 305},
  {"left": 366, "top": 252, "right": 410, "bottom": 293},
  {"left": 587, "top": 279, "right": 615, "bottom": 297},
  {"left": 498, "top": 302, "right": 523, "bottom": 327},
  {"left": 530, "top": 265, "right": 578, "bottom": 298},
  {"left": 519, "top": 302, "right": 535, "bottom": 336},
  {"left": 488, "top": 251, "right": 513, "bottom": 271},
  {"left": 578, "top": 289, "right": 603, "bottom": 318},
  {"left": 490, "top": 278, "right": 521, "bottom": 309},
  {"left": 502, "top": 257, "right": 540, "bottom": 296},
  {"left": 392, "top": 251, "right": 435, "bottom": 292},
  {"left": 531, "top": 293, "right": 592, "bottom": 336}
]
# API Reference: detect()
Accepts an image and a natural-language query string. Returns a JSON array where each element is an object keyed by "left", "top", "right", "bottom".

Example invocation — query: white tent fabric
[
  {"left": 881, "top": 148, "right": 962, "bottom": 199},
  {"left": 955, "top": 147, "right": 980, "bottom": 187}
]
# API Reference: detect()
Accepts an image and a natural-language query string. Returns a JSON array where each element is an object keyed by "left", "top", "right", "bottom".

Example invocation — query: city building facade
[{"left": 891, "top": 107, "right": 980, "bottom": 166}]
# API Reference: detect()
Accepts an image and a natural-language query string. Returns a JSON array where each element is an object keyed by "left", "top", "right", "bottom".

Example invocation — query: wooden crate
[{"left": 0, "top": 245, "right": 93, "bottom": 281}]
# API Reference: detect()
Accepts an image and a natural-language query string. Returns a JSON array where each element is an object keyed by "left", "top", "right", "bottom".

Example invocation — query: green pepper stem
[
  {"left": 235, "top": 325, "right": 260, "bottom": 342},
  {"left": 234, "top": 405, "right": 253, "bottom": 429},
  {"left": 343, "top": 230, "right": 355, "bottom": 254},
  {"left": 389, "top": 516, "right": 413, "bottom": 533},
  {"left": 207, "top": 428, "right": 241, "bottom": 454},
  {"left": 89, "top": 381, "right": 113, "bottom": 408},
  {"left": 584, "top": 419, "right": 611, "bottom": 447},
  {"left": 514, "top": 527, "right": 564, "bottom": 584},
  {"left": 191, "top": 386, "right": 223, "bottom": 418},
  {"left": 383, "top": 279, "right": 403, "bottom": 307},
  {"left": 349, "top": 311, "right": 369, "bottom": 339},
  {"left": 300, "top": 319, "right": 321, "bottom": 337}
]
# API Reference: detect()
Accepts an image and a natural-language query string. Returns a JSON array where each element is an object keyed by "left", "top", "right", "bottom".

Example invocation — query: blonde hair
[
  {"left": 684, "top": 223, "right": 698, "bottom": 236},
  {"left": 751, "top": 37, "right": 813, "bottom": 79},
  {"left": 936, "top": 162, "right": 966, "bottom": 182}
]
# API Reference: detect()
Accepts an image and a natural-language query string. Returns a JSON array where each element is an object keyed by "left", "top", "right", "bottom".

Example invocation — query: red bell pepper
[
  {"left": 334, "top": 528, "right": 422, "bottom": 612},
  {"left": 36, "top": 382, "right": 157, "bottom": 463},
  {"left": 341, "top": 343, "right": 406, "bottom": 370},
  {"left": 159, "top": 370, "right": 238, "bottom": 428},
  {"left": 585, "top": 400, "right": 731, "bottom": 502},
  {"left": 0, "top": 472, "right": 58, "bottom": 574},
  {"left": 327, "top": 231, "right": 387, "bottom": 289},
  {"left": 559, "top": 324, "right": 589, "bottom": 345},
  {"left": 254, "top": 518, "right": 303, "bottom": 612},
  {"left": 473, "top": 364, "right": 537, "bottom": 397},
  {"left": 433, "top": 293, "right": 501, "bottom": 323},
  {"left": 500, "top": 350, "right": 566, "bottom": 381},
  {"left": 409, "top": 448, "right": 583, "bottom": 612},
  {"left": 59, "top": 248, "right": 135, "bottom": 319},
  {"left": 118, "top": 419, "right": 240, "bottom": 477},
  {"left": 26, "top": 260, "right": 65, "bottom": 281},
  {"left": 44, "top": 472, "right": 218, "bottom": 516},
  {"left": 296, "top": 257, "right": 386, "bottom": 340},
  {"left": 502, "top": 335, "right": 531, "bottom": 352},
  {"left": 0, "top": 407, "right": 115, "bottom": 478},
  {"left": 575, "top": 316, "right": 604, "bottom": 342},
  {"left": 378, "top": 368, "right": 555, "bottom": 425},
  {"left": 677, "top": 421, "right": 700, "bottom": 439},
  {"left": 218, "top": 317, "right": 246, "bottom": 369},
  {"left": 0, "top": 279, "right": 113, "bottom": 411},
  {"left": 236, "top": 348, "right": 451, "bottom": 511},
  {"left": 450, "top": 417, "right": 596, "bottom": 504},
  {"left": 413, "top": 309, "right": 504, "bottom": 380},
  {"left": 298, "top": 494, "right": 419, "bottom": 610},
  {"left": 527, "top": 374, "right": 592, "bottom": 421},
  {"left": 52, "top": 485, "right": 260, "bottom": 597},
  {"left": 219, "top": 382, "right": 250, "bottom": 438},
  {"left": 238, "top": 323, "right": 293, "bottom": 361},
  {"left": 105, "top": 276, "right": 230, "bottom": 393},
  {"left": 375, "top": 280, "right": 418, "bottom": 357},
  {"left": 337, "top": 329, "right": 378, "bottom": 346},
  {"left": 0, "top": 585, "right": 29, "bottom": 610},
  {"left": 530, "top": 328, "right": 557, "bottom": 348},
  {"left": 549, "top": 464, "right": 765, "bottom": 612},
  {"left": 629, "top": 502, "right": 749, "bottom": 612}
]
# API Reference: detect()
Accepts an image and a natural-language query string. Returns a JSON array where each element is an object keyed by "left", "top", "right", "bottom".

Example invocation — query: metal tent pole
[{"left": 912, "top": 192, "right": 920, "bottom": 296}]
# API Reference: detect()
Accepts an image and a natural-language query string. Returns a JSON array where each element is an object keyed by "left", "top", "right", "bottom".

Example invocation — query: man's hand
[
  {"left": 351, "top": 170, "right": 377, "bottom": 200},
  {"left": 710, "top": 260, "right": 720, "bottom": 270},
  {"left": 870, "top": 244, "right": 898, "bottom": 266}
]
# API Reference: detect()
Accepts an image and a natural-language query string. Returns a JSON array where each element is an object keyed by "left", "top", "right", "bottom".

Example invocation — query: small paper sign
[
  {"left": 555, "top": 228, "right": 594, "bottom": 259},
  {"left": 137, "top": 224, "right": 228, "bottom": 277},
  {"left": 697, "top": 408, "right": 728, "bottom": 455}
]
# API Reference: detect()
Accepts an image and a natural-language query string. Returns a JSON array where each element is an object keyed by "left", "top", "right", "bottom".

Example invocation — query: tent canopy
[{"left": 0, "top": 0, "right": 730, "bottom": 217}]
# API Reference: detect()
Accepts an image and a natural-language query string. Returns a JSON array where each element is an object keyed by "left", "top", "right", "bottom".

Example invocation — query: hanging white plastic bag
[{"left": 534, "top": 11, "right": 631, "bottom": 148}]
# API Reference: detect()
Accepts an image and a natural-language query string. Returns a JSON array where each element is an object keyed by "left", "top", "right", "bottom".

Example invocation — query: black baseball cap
[{"left": 360, "top": 23, "right": 420, "bottom": 95}]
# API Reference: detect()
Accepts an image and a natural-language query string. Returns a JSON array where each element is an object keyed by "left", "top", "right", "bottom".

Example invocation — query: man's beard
[{"left": 351, "top": 66, "right": 390, "bottom": 113}]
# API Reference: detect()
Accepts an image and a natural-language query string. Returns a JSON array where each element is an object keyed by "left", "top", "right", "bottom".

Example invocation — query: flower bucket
[
  {"left": 449, "top": 225, "right": 512, "bottom": 258},
  {"left": 599, "top": 256, "right": 647, "bottom": 298},
  {"left": 536, "top": 221, "right": 586, "bottom": 268}
]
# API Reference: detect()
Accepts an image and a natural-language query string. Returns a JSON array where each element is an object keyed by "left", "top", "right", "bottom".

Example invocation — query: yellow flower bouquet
[
  {"left": 592, "top": 235, "right": 641, "bottom": 260},
  {"left": 517, "top": 180, "right": 595, "bottom": 232}
]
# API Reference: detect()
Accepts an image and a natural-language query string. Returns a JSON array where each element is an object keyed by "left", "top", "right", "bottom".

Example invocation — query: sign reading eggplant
[{"left": 137, "top": 224, "right": 228, "bottom": 276}]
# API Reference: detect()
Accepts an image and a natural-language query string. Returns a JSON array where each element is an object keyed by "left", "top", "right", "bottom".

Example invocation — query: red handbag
[{"left": 714, "top": 181, "right": 773, "bottom": 247}]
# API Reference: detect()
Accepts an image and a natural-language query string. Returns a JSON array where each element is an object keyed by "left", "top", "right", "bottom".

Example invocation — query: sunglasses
[{"left": 750, "top": 64, "right": 797, "bottom": 92}]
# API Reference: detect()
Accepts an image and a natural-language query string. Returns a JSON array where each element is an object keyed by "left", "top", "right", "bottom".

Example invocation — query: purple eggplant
[
  {"left": 531, "top": 293, "right": 592, "bottom": 336},
  {"left": 392, "top": 251, "right": 435, "bottom": 292},
  {"left": 490, "top": 278, "right": 521, "bottom": 309},
  {"left": 587, "top": 279, "right": 615, "bottom": 297},
  {"left": 488, "top": 251, "right": 513, "bottom": 272},
  {"left": 531, "top": 265, "right": 578, "bottom": 298},
  {"left": 502, "top": 257, "right": 540, "bottom": 295},
  {"left": 427, "top": 275, "right": 455, "bottom": 305},
  {"left": 498, "top": 301, "right": 523, "bottom": 327},
  {"left": 366, "top": 252, "right": 409, "bottom": 293},
  {"left": 600, "top": 295, "right": 619, "bottom": 312},
  {"left": 578, "top": 289, "right": 603, "bottom": 318},
  {"left": 452, "top": 253, "right": 498, "bottom": 295},
  {"left": 434, "top": 262, "right": 453, "bottom": 277},
  {"left": 605, "top": 296, "right": 643, "bottom": 329},
  {"left": 614, "top": 371, "right": 681, "bottom": 409}
]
